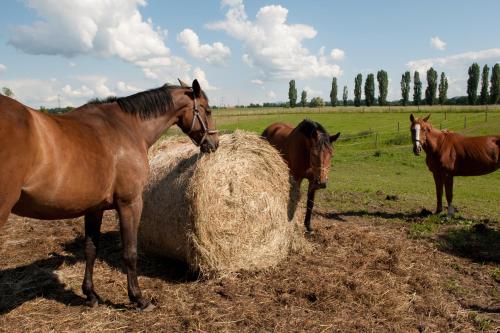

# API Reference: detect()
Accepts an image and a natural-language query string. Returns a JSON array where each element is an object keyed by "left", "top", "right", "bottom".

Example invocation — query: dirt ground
[{"left": 0, "top": 210, "right": 498, "bottom": 332}]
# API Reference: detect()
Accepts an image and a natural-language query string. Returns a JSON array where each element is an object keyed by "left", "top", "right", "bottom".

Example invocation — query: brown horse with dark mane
[
  {"left": 0, "top": 79, "right": 218, "bottom": 311},
  {"left": 262, "top": 120, "right": 340, "bottom": 232},
  {"left": 410, "top": 114, "right": 499, "bottom": 216}
]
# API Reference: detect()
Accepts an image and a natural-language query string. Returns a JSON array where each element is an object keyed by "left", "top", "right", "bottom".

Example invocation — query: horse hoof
[
  {"left": 85, "top": 297, "right": 99, "bottom": 308},
  {"left": 305, "top": 229, "right": 315, "bottom": 236},
  {"left": 137, "top": 301, "right": 156, "bottom": 312}
]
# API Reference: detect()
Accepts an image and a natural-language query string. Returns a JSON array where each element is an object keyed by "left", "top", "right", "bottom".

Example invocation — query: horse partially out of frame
[{"left": 0, "top": 79, "right": 218, "bottom": 311}]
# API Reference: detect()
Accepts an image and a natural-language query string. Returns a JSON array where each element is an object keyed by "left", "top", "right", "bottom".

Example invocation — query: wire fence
[{"left": 335, "top": 111, "right": 496, "bottom": 153}]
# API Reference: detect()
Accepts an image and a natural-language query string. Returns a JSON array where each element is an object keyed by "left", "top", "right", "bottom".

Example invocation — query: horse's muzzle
[
  {"left": 313, "top": 181, "right": 327, "bottom": 190},
  {"left": 413, "top": 145, "right": 421, "bottom": 156},
  {"left": 200, "top": 139, "right": 219, "bottom": 154}
]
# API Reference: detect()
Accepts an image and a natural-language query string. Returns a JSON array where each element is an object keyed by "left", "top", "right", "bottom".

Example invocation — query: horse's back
[
  {"left": 262, "top": 122, "right": 294, "bottom": 152},
  {"left": 440, "top": 133, "right": 500, "bottom": 176}
]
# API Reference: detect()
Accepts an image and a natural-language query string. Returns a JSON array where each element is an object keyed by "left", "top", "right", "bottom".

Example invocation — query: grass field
[{"left": 206, "top": 106, "right": 500, "bottom": 223}]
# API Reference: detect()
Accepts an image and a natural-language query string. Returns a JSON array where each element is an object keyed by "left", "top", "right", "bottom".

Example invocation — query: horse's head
[
  {"left": 410, "top": 113, "right": 431, "bottom": 156},
  {"left": 299, "top": 120, "right": 340, "bottom": 190},
  {"left": 176, "top": 79, "right": 219, "bottom": 153}
]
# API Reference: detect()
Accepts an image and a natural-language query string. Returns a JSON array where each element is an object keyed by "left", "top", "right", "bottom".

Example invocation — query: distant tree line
[{"left": 284, "top": 62, "right": 500, "bottom": 108}]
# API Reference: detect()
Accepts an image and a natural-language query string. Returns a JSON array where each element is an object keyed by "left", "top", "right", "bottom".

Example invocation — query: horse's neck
[
  {"left": 423, "top": 126, "right": 445, "bottom": 155},
  {"left": 286, "top": 132, "right": 309, "bottom": 181},
  {"left": 138, "top": 112, "right": 178, "bottom": 148}
]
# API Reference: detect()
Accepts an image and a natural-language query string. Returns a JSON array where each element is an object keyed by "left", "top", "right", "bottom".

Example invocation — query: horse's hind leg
[
  {"left": 82, "top": 210, "right": 103, "bottom": 307},
  {"left": 116, "top": 197, "right": 154, "bottom": 311},
  {"left": 444, "top": 175, "right": 455, "bottom": 217}
]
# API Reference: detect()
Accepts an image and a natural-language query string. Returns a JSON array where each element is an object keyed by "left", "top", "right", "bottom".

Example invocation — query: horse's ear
[
  {"left": 423, "top": 114, "right": 431, "bottom": 122},
  {"left": 178, "top": 78, "right": 189, "bottom": 87},
  {"left": 410, "top": 113, "right": 415, "bottom": 122},
  {"left": 330, "top": 132, "right": 341, "bottom": 143},
  {"left": 192, "top": 79, "right": 201, "bottom": 98}
]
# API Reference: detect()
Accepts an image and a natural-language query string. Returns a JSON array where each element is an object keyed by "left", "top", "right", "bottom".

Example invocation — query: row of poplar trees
[
  {"left": 465, "top": 63, "right": 500, "bottom": 105},
  {"left": 399, "top": 68, "right": 448, "bottom": 106},
  {"left": 288, "top": 70, "right": 390, "bottom": 108},
  {"left": 400, "top": 63, "right": 500, "bottom": 106},
  {"left": 288, "top": 63, "right": 500, "bottom": 107}
]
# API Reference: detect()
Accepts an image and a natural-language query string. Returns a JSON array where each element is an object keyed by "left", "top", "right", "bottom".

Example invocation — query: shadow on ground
[
  {"left": 316, "top": 208, "right": 432, "bottom": 221},
  {"left": 0, "top": 254, "right": 82, "bottom": 314},
  {"left": 437, "top": 224, "right": 500, "bottom": 264},
  {"left": 62, "top": 231, "right": 195, "bottom": 283},
  {"left": 0, "top": 231, "right": 194, "bottom": 314}
]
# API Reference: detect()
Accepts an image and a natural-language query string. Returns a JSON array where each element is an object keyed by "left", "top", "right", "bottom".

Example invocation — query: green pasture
[{"left": 167, "top": 106, "right": 500, "bottom": 222}]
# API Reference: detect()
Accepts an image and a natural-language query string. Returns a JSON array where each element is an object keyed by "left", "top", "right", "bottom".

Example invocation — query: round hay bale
[{"left": 139, "top": 130, "right": 305, "bottom": 275}]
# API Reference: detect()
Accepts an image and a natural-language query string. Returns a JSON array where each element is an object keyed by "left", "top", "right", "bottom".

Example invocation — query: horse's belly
[
  {"left": 12, "top": 185, "right": 113, "bottom": 220},
  {"left": 454, "top": 158, "right": 499, "bottom": 176}
]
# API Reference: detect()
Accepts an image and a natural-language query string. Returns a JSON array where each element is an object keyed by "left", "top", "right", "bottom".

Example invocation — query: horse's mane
[
  {"left": 88, "top": 84, "right": 208, "bottom": 120},
  {"left": 297, "top": 119, "right": 331, "bottom": 148}
]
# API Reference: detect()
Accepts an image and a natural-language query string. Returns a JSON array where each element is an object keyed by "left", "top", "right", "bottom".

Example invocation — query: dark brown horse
[
  {"left": 0, "top": 79, "right": 218, "bottom": 311},
  {"left": 410, "top": 114, "right": 499, "bottom": 216},
  {"left": 262, "top": 120, "right": 340, "bottom": 232}
]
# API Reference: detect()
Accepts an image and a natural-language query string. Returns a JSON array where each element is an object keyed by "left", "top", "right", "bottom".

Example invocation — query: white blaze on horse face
[{"left": 414, "top": 124, "right": 421, "bottom": 149}]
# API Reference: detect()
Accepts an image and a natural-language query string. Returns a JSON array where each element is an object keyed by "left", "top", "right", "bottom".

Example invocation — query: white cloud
[
  {"left": 9, "top": 0, "right": 216, "bottom": 89},
  {"left": 0, "top": 78, "right": 59, "bottom": 106},
  {"left": 62, "top": 84, "right": 94, "bottom": 98},
  {"left": 303, "top": 86, "right": 323, "bottom": 97},
  {"left": 68, "top": 62, "right": 76, "bottom": 67},
  {"left": 74, "top": 75, "right": 115, "bottom": 97},
  {"left": 0, "top": 76, "right": 150, "bottom": 107},
  {"left": 0, "top": 64, "right": 6, "bottom": 73},
  {"left": 207, "top": 1, "right": 342, "bottom": 80},
  {"left": 330, "top": 48, "right": 345, "bottom": 60},
  {"left": 192, "top": 68, "right": 217, "bottom": 91},
  {"left": 177, "top": 28, "right": 231, "bottom": 65},
  {"left": 430, "top": 36, "right": 446, "bottom": 51},
  {"left": 9, "top": 0, "right": 168, "bottom": 61},
  {"left": 251, "top": 79, "right": 263, "bottom": 85},
  {"left": 407, "top": 48, "right": 500, "bottom": 73},
  {"left": 116, "top": 81, "right": 141, "bottom": 94},
  {"left": 266, "top": 90, "right": 276, "bottom": 99}
]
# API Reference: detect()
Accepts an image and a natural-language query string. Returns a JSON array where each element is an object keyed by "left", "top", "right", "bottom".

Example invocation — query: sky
[{"left": 0, "top": 0, "right": 499, "bottom": 108}]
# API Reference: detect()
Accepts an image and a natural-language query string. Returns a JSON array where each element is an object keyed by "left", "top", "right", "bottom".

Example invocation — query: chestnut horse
[
  {"left": 410, "top": 114, "right": 499, "bottom": 216},
  {"left": 262, "top": 120, "right": 340, "bottom": 232},
  {"left": 0, "top": 79, "right": 218, "bottom": 311}
]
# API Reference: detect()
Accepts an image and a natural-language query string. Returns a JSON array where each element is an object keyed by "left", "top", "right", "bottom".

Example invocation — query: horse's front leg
[
  {"left": 116, "top": 196, "right": 154, "bottom": 311},
  {"left": 444, "top": 175, "right": 455, "bottom": 217},
  {"left": 432, "top": 172, "right": 444, "bottom": 214},
  {"left": 304, "top": 184, "right": 316, "bottom": 233},
  {"left": 82, "top": 210, "right": 103, "bottom": 307}
]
